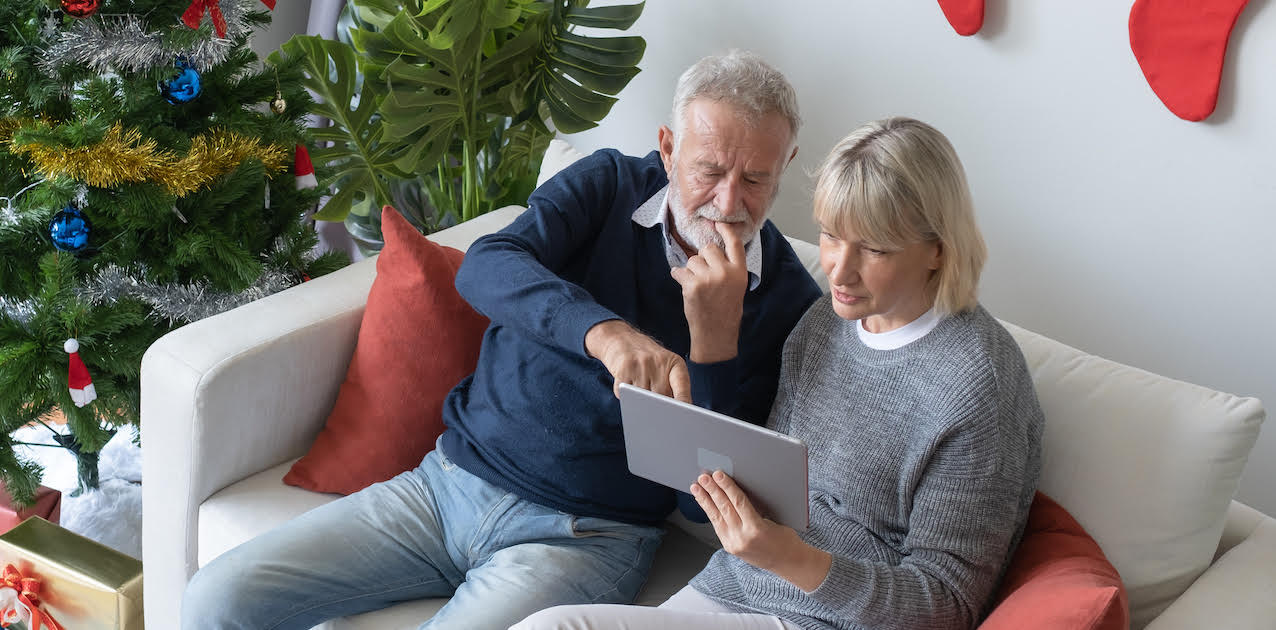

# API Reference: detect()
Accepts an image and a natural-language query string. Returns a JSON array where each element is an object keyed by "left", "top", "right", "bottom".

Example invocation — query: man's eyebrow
[{"left": 691, "top": 161, "right": 775, "bottom": 179}]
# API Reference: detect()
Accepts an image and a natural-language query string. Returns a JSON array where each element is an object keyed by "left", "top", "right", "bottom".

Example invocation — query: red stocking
[
  {"left": 1129, "top": 0, "right": 1251, "bottom": 121},
  {"left": 937, "top": 0, "right": 984, "bottom": 36}
]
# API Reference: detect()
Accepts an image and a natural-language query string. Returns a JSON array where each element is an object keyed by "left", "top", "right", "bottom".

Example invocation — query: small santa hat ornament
[
  {"left": 295, "top": 145, "right": 317, "bottom": 190},
  {"left": 64, "top": 338, "right": 96, "bottom": 408}
]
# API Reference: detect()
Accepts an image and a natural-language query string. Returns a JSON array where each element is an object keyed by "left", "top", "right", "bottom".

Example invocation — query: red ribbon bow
[
  {"left": 182, "top": 0, "right": 277, "bottom": 38},
  {"left": 0, "top": 565, "right": 64, "bottom": 630}
]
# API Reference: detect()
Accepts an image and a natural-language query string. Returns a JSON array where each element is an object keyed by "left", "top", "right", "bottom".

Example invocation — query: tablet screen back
[{"left": 618, "top": 383, "right": 809, "bottom": 531}]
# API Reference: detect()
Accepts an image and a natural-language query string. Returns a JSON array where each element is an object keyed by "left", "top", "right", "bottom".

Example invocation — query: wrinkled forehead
[
  {"left": 675, "top": 103, "right": 794, "bottom": 174},
  {"left": 677, "top": 99, "right": 795, "bottom": 147}
]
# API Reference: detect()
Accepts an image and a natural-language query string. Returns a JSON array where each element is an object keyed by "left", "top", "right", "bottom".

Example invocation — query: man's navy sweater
[{"left": 440, "top": 149, "right": 821, "bottom": 526}]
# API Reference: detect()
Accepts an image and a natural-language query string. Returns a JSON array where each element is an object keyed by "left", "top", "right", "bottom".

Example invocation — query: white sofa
[{"left": 142, "top": 152, "right": 1273, "bottom": 630}]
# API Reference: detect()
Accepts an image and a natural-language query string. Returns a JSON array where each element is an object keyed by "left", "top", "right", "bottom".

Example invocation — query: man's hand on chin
[{"left": 671, "top": 221, "right": 748, "bottom": 364}]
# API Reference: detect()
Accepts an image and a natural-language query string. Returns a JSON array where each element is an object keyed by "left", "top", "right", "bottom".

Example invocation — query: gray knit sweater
[{"left": 690, "top": 298, "right": 1044, "bottom": 630}]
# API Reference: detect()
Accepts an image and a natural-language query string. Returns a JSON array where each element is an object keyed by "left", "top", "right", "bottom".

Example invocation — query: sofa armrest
[
  {"left": 141, "top": 256, "right": 377, "bottom": 629},
  {"left": 1146, "top": 513, "right": 1276, "bottom": 629},
  {"left": 139, "top": 205, "right": 527, "bottom": 629}
]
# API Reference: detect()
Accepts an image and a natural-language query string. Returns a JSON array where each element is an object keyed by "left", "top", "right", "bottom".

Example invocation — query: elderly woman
[{"left": 512, "top": 117, "right": 1045, "bottom": 630}]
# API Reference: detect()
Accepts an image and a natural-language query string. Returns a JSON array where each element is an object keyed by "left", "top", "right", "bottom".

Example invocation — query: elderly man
[{"left": 182, "top": 50, "right": 821, "bottom": 630}]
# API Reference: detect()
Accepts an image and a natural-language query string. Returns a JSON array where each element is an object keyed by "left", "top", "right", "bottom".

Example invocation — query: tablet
[{"left": 617, "top": 383, "right": 809, "bottom": 531}]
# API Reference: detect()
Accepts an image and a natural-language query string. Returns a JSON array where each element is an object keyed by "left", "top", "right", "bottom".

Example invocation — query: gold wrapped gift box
[{"left": 0, "top": 517, "right": 142, "bottom": 629}]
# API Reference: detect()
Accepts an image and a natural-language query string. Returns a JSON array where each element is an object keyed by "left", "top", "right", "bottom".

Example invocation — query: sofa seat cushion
[
  {"left": 199, "top": 460, "right": 335, "bottom": 567},
  {"left": 1145, "top": 515, "right": 1276, "bottom": 628},
  {"left": 1002, "top": 322, "right": 1264, "bottom": 628},
  {"left": 198, "top": 462, "right": 715, "bottom": 628}
]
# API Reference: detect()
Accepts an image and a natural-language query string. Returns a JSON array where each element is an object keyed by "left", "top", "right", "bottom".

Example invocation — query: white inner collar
[{"left": 856, "top": 306, "right": 943, "bottom": 350}]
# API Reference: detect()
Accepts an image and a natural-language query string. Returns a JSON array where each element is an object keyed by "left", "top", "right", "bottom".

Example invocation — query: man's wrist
[
  {"left": 688, "top": 325, "right": 740, "bottom": 363},
  {"left": 584, "top": 319, "right": 629, "bottom": 359}
]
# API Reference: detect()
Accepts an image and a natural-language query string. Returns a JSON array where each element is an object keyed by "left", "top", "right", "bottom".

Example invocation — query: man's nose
[{"left": 713, "top": 177, "right": 745, "bottom": 218}]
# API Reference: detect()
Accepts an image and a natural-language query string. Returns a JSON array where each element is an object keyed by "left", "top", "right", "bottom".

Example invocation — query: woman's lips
[{"left": 832, "top": 289, "right": 862, "bottom": 305}]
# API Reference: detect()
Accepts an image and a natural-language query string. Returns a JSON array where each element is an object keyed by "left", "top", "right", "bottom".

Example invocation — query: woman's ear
[{"left": 929, "top": 241, "right": 944, "bottom": 270}]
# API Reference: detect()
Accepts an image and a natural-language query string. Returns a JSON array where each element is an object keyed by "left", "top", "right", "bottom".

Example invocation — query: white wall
[
  {"left": 248, "top": 0, "right": 311, "bottom": 60},
  {"left": 565, "top": 2, "right": 1276, "bottom": 515}
]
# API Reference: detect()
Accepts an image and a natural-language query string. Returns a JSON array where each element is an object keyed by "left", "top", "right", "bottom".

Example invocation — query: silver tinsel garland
[
  {"left": 41, "top": 0, "right": 258, "bottom": 76},
  {"left": 0, "top": 297, "right": 37, "bottom": 325},
  {"left": 0, "top": 203, "right": 17, "bottom": 226},
  {"left": 78, "top": 264, "right": 296, "bottom": 324}
]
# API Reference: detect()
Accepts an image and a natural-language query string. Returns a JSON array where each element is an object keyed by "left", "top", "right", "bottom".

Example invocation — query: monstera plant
[{"left": 270, "top": 0, "right": 645, "bottom": 244}]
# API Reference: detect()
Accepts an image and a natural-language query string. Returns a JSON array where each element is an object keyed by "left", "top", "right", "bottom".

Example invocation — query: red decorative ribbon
[
  {"left": 0, "top": 565, "right": 65, "bottom": 630},
  {"left": 183, "top": 0, "right": 276, "bottom": 38}
]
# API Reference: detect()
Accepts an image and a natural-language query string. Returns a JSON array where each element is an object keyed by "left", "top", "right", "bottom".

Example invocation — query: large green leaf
[
  {"left": 269, "top": 35, "right": 402, "bottom": 222},
  {"left": 564, "top": 3, "right": 644, "bottom": 29},
  {"left": 366, "top": 0, "right": 547, "bottom": 221},
  {"left": 351, "top": 0, "right": 403, "bottom": 27},
  {"left": 555, "top": 31, "right": 645, "bottom": 67},
  {"left": 304, "top": 0, "right": 645, "bottom": 237},
  {"left": 350, "top": 12, "right": 436, "bottom": 66},
  {"left": 528, "top": 0, "right": 646, "bottom": 133},
  {"left": 491, "top": 118, "right": 551, "bottom": 207}
]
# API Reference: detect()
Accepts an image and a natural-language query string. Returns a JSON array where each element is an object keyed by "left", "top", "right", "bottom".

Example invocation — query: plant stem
[
  {"left": 463, "top": 39, "right": 485, "bottom": 222},
  {"left": 436, "top": 162, "right": 452, "bottom": 211},
  {"left": 462, "top": 138, "right": 477, "bottom": 222}
]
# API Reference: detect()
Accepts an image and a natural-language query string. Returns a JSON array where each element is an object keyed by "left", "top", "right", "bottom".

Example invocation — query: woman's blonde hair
[{"left": 813, "top": 117, "right": 986, "bottom": 315}]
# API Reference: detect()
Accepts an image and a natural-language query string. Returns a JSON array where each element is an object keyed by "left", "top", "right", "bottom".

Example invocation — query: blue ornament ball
[
  {"left": 48, "top": 205, "right": 92, "bottom": 252},
  {"left": 160, "top": 61, "right": 202, "bottom": 105}
]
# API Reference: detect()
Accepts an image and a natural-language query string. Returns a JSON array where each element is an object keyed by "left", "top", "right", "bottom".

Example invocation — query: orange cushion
[
  {"left": 980, "top": 492, "right": 1129, "bottom": 630},
  {"left": 284, "top": 206, "right": 489, "bottom": 495}
]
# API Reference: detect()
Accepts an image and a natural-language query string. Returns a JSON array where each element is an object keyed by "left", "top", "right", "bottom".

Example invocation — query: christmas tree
[{"left": 0, "top": 0, "right": 347, "bottom": 505}]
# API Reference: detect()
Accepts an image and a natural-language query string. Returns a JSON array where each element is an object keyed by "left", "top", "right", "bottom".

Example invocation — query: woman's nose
[{"left": 829, "top": 253, "right": 859, "bottom": 285}]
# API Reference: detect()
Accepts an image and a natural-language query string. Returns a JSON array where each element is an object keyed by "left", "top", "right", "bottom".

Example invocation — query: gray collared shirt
[{"left": 631, "top": 185, "right": 762, "bottom": 291}]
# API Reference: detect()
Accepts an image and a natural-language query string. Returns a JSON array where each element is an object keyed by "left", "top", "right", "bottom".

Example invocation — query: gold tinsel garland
[{"left": 1, "top": 121, "right": 288, "bottom": 197}]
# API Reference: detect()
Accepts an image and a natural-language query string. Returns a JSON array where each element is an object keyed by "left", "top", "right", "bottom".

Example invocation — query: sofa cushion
[
  {"left": 1001, "top": 322, "right": 1264, "bottom": 628},
  {"left": 980, "top": 492, "right": 1128, "bottom": 630},
  {"left": 537, "top": 139, "right": 588, "bottom": 188},
  {"left": 1144, "top": 514, "right": 1276, "bottom": 628},
  {"left": 784, "top": 236, "right": 826, "bottom": 292},
  {"left": 283, "top": 207, "right": 490, "bottom": 494}
]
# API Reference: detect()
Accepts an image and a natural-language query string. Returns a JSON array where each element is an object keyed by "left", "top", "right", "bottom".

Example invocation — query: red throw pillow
[
  {"left": 980, "top": 492, "right": 1129, "bottom": 630},
  {"left": 284, "top": 206, "right": 489, "bottom": 494}
]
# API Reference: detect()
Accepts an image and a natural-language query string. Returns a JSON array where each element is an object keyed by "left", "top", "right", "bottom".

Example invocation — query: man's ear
[
  {"left": 785, "top": 144, "right": 799, "bottom": 170},
  {"left": 658, "top": 125, "right": 675, "bottom": 173}
]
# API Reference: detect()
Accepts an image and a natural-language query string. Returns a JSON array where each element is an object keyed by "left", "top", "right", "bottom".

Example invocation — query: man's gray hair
[{"left": 671, "top": 50, "right": 801, "bottom": 153}]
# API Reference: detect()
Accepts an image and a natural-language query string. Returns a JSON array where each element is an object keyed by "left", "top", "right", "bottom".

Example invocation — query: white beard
[{"left": 667, "top": 183, "right": 762, "bottom": 253}]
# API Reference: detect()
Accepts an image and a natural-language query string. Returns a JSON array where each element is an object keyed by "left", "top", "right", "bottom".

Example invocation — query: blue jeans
[{"left": 182, "top": 442, "right": 664, "bottom": 630}]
